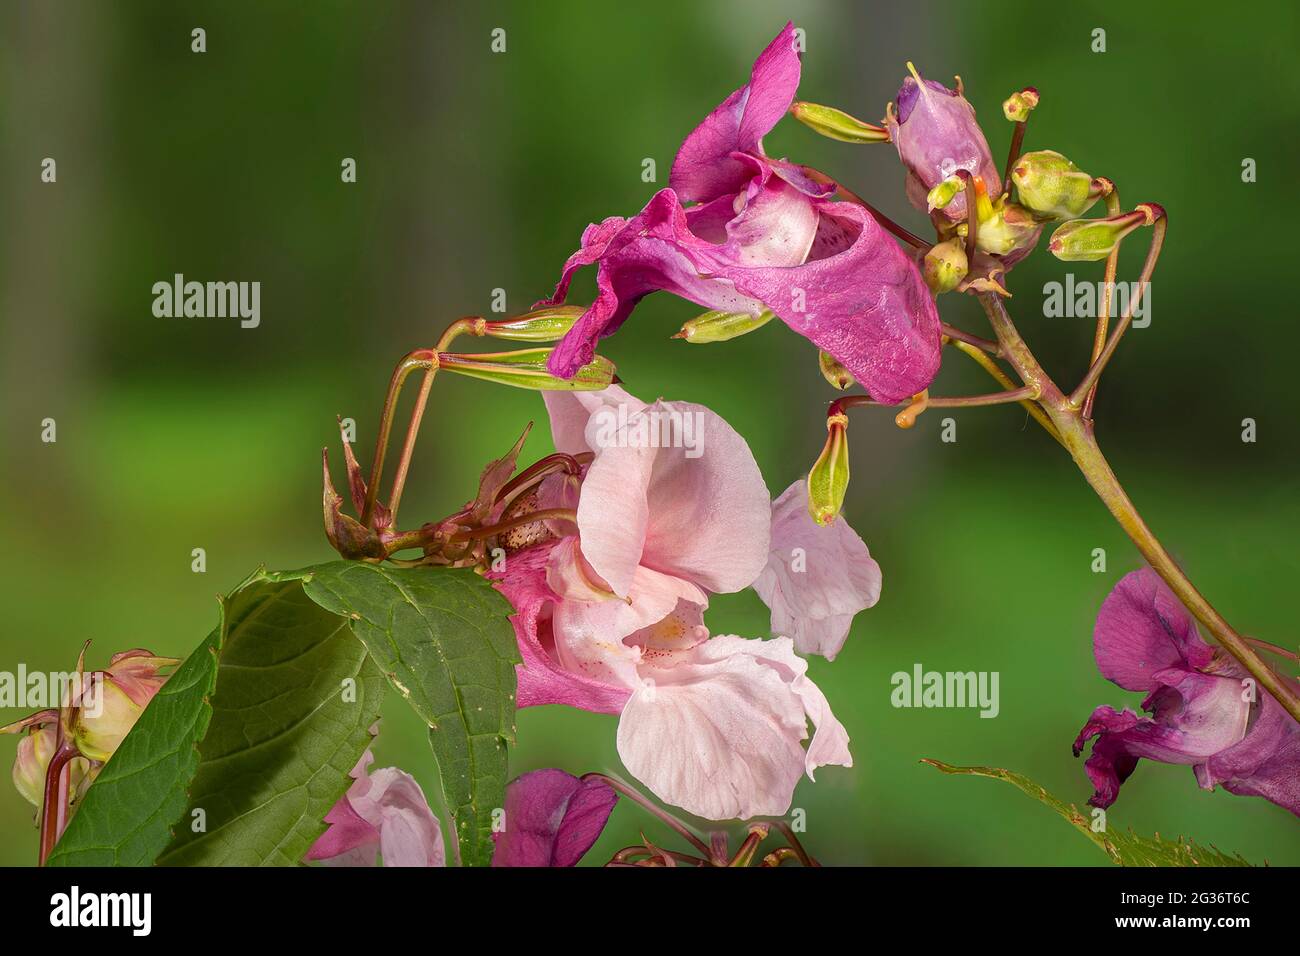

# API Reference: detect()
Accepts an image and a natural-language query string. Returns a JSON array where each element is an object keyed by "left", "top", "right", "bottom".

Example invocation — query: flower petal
[
  {"left": 1094, "top": 567, "right": 1214, "bottom": 692},
  {"left": 754, "top": 479, "right": 882, "bottom": 659},
  {"left": 669, "top": 22, "right": 802, "bottom": 204},
  {"left": 493, "top": 769, "right": 618, "bottom": 867}
]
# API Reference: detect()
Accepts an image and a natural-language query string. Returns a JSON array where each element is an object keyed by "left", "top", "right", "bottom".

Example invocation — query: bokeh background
[{"left": 2, "top": 0, "right": 1297, "bottom": 866}]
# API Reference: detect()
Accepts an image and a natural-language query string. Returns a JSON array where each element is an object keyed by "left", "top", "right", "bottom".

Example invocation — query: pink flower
[
  {"left": 307, "top": 754, "right": 618, "bottom": 867},
  {"left": 306, "top": 750, "right": 446, "bottom": 867},
  {"left": 754, "top": 479, "right": 882, "bottom": 661},
  {"left": 492, "top": 386, "right": 852, "bottom": 820},
  {"left": 539, "top": 23, "right": 940, "bottom": 405},
  {"left": 1073, "top": 568, "right": 1299, "bottom": 816}
]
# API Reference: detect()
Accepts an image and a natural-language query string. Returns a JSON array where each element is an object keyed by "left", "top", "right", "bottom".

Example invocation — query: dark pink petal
[
  {"left": 492, "top": 769, "right": 618, "bottom": 867},
  {"left": 1200, "top": 679, "right": 1300, "bottom": 816},
  {"left": 670, "top": 22, "right": 803, "bottom": 204},
  {"left": 1094, "top": 567, "right": 1214, "bottom": 692}
]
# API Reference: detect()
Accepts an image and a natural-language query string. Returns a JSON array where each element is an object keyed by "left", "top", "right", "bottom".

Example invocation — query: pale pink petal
[
  {"left": 637, "top": 400, "right": 772, "bottom": 593},
  {"left": 617, "top": 647, "right": 807, "bottom": 820},
  {"left": 542, "top": 385, "right": 645, "bottom": 456},
  {"left": 363, "top": 768, "right": 445, "bottom": 867},
  {"left": 573, "top": 441, "right": 655, "bottom": 597},
  {"left": 753, "top": 479, "right": 882, "bottom": 660}
]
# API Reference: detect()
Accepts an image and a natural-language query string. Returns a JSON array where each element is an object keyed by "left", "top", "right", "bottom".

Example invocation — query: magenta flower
[
  {"left": 307, "top": 753, "right": 617, "bottom": 867},
  {"left": 754, "top": 479, "right": 882, "bottom": 661},
  {"left": 539, "top": 23, "right": 941, "bottom": 405},
  {"left": 1073, "top": 568, "right": 1299, "bottom": 816},
  {"left": 491, "top": 769, "right": 618, "bottom": 868},
  {"left": 492, "top": 386, "right": 852, "bottom": 820},
  {"left": 885, "top": 66, "right": 1001, "bottom": 223}
]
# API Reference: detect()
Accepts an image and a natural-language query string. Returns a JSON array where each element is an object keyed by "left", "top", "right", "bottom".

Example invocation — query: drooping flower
[
  {"left": 539, "top": 23, "right": 941, "bottom": 405},
  {"left": 1073, "top": 568, "right": 1299, "bottom": 816},
  {"left": 753, "top": 479, "right": 882, "bottom": 661},
  {"left": 306, "top": 752, "right": 618, "bottom": 867},
  {"left": 492, "top": 386, "right": 852, "bottom": 821}
]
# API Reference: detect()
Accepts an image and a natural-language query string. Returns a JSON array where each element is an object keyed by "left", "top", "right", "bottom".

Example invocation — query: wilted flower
[
  {"left": 1073, "top": 568, "right": 1299, "bottom": 817},
  {"left": 491, "top": 386, "right": 852, "bottom": 820},
  {"left": 753, "top": 479, "right": 882, "bottom": 661},
  {"left": 539, "top": 23, "right": 940, "bottom": 405}
]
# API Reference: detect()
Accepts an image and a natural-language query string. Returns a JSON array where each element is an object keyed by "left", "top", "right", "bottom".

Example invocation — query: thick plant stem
[{"left": 979, "top": 294, "right": 1300, "bottom": 723}]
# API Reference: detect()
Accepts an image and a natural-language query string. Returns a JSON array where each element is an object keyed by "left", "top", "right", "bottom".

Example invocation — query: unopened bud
[
  {"left": 923, "top": 238, "right": 969, "bottom": 294},
  {"left": 672, "top": 309, "right": 773, "bottom": 344},
  {"left": 1011, "top": 149, "right": 1106, "bottom": 220},
  {"left": 807, "top": 413, "right": 850, "bottom": 526},
  {"left": 439, "top": 349, "right": 617, "bottom": 390},
  {"left": 818, "top": 351, "right": 855, "bottom": 390},
  {"left": 790, "top": 101, "right": 890, "bottom": 144},
  {"left": 1048, "top": 204, "right": 1163, "bottom": 262},
  {"left": 73, "top": 651, "right": 179, "bottom": 763},
  {"left": 1002, "top": 87, "right": 1039, "bottom": 123},
  {"left": 480, "top": 305, "right": 585, "bottom": 343},
  {"left": 972, "top": 201, "right": 1041, "bottom": 257}
]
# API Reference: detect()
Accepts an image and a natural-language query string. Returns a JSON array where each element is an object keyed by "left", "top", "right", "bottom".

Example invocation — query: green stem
[{"left": 980, "top": 294, "right": 1300, "bottom": 723}]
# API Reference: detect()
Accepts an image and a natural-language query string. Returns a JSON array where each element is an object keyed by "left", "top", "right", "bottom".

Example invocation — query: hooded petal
[
  {"left": 1199, "top": 679, "right": 1300, "bottom": 816},
  {"left": 1094, "top": 567, "right": 1214, "bottom": 692},
  {"left": 669, "top": 22, "right": 803, "bottom": 204},
  {"left": 617, "top": 634, "right": 849, "bottom": 820},
  {"left": 544, "top": 182, "right": 940, "bottom": 405},
  {"left": 492, "top": 769, "right": 618, "bottom": 867},
  {"left": 753, "top": 479, "right": 882, "bottom": 659}
]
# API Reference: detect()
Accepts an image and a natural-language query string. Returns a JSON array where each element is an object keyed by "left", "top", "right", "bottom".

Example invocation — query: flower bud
[
  {"left": 971, "top": 201, "right": 1042, "bottom": 258},
  {"left": 1002, "top": 87, "right": 1039, "bottom": 123},
  {"left": 672, "top": 309, "right": 773, "bottom": 344},
  {"left": 1011, "top": 149, "right": 1106, "bottom": 220},
  {"left": 923, "top": 238, "right": 968, "bottom": 294},
  {"left": 1048, "top": 204, "right": 1163, "bottom": 262},
  {"left": 72, "top": 651, "right": 179, "bottom": 762},
  {"left": 439, "top": 349, "right": 617, "bottom": 391},
  {"left": 11, "top": 723, "right": 92, "bottom": 811},
  {"left": 818, "top": 351, "right": 855, "bottom": 390},
  {"left": 807, "top": 413, "right": 850, "bottom": 526},
  {"left": 925, "top": 174, "right": 965, "bottom": 213},
  {"left": 480, "top": 305, "right": 585, "bottom": 343},
  {"left": 790, "top": 101, "right": 890, "bottom": 144},
  {"left": 885, "top": 63, "right": 1001, "bottom": 222}
]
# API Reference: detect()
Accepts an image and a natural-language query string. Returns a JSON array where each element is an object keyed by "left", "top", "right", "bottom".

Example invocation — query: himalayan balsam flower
[
  {"left": 306, "top": 752, "right": 616, "bottom": 867},
  {"left": 492, "top": 386, "right": 853, "bottom": 820},
  {"left": 1073, "top": 568, "right": 1299, "bottom": 816},
  {"left": 540, "top": 22, "right": 941, "bottom": 405}
]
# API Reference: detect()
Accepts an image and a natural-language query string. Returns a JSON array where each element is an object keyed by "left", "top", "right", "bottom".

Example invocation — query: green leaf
[
  {"left": 47, "top": 629, "right": 222, "bottom": 866},
  {"left": 300, "top": 562, "right": 519, "bottom": 866},
  {"left": 923, "top": 760, "right": 1254, "bottom": 866},
  {"left": 154, "top": 569, "right": 384, "bottom": 866}
]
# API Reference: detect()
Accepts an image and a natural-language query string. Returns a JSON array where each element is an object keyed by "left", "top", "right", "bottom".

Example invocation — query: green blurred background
[{"left": 2, "top": 0, "right": 1297, "bottom": 866}]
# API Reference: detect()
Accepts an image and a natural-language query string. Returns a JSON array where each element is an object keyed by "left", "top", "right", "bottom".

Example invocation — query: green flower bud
[
  {"left": 11, "top": 723, "right": 91, "bottom": 810},
  {"left": 818, "top": 351, "right": 855, "bottom": 390},
  {"left": 438, "top": 349, "right": 617, "bottom": 391},
  {"left": 790, "top": 101, "right": 890, "bottom": 144},
  {"left": 923, "top": 238, "right": 969, "bottom": 294},
  {"left": 1002, "top": 87, "right": 1039, "bottom": 123},
  {"left": 807, "top": 413, "right": 850, "bottom": 526},
  {"left": 1048, "top": 204, "right": 1164, "bottom": 262},
  {"left": 672, "top": 309, "right": 773, "bottom": 344},
  {"left": 972, "top": 201, "right": 1041, "bottom": 257},
  {"left": 480, "top": 305, "right": 585, "bottom": 343},
  {"left": 1011, "top": 149, "right": 1107, "bottom": 220}
]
